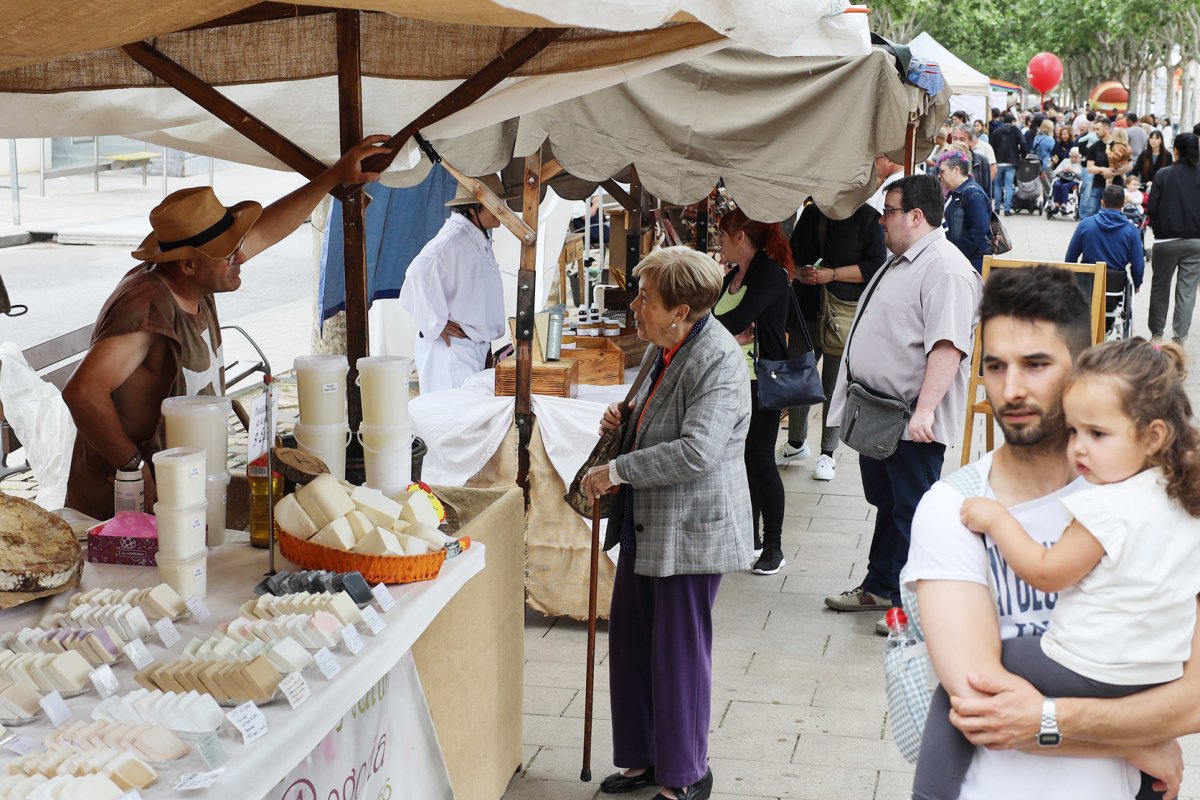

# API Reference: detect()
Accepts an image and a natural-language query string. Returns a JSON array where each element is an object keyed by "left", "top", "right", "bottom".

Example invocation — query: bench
[{"left": 1, "top": 325, "right": 268, "bottom": 479}]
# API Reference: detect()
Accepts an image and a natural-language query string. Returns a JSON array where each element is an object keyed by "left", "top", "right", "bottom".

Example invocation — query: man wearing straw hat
[
  {"left": 63, "top": 136, "right": 390, "bottom": 521},
  {"left": 398, "top": 173, "right": 517, "bottom": 394}
]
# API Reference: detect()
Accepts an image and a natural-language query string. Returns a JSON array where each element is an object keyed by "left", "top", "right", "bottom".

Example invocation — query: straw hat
[
  {"left": 132, "top": 187, "right": 263, "bottom": 263},
  {"left": 444, "top": 174, "right": 519, "bottom": 207}
]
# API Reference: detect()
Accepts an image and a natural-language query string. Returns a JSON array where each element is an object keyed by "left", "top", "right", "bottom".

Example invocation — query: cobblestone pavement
[{"left": 504, "top": 212, "right": 1200, "bottom": 800}]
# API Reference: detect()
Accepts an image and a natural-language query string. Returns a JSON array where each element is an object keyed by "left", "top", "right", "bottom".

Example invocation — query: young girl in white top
[{"left": 912, "top": 338, "right": 1200, "bottom": 800}]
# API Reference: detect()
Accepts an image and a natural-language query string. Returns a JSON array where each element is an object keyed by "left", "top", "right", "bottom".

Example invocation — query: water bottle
[{"left": 884, "top": 607, "right": 912, "bottom": 648}]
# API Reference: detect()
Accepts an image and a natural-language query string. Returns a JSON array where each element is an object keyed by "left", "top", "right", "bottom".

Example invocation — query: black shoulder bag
[{"left": 752, "top": 281, "right": 825, "bottom": 410}]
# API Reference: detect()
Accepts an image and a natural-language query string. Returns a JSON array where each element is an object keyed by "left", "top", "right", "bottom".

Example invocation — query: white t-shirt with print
[{"left": 903, "top": 452, "right": 1141, "bottom": 800}]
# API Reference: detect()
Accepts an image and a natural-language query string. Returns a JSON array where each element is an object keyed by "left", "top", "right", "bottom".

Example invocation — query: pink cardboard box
[{"left": 87, "top": 512, "right": 158, "bottom": 566}]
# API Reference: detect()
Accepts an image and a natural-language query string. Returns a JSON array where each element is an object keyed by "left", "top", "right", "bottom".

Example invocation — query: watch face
[{"left": 1038, "top": 732, "right": 1062, "bottom": 747}]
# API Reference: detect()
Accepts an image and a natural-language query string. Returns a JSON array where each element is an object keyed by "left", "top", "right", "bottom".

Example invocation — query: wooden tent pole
[
  {"left": 121, "top": 41, "right": 351, "bottom": 202},
  {"left": 336, "top": 9, "right": 369, "bottom": 433},
  {"left": 625, "top": 167, "right": 643, "bottom": 291},
  {"left": 903, "top": 121, "right": 918, "bottom": 174},
  {"left": 515, "top": 151, "right": 542, "bottom": 500}
]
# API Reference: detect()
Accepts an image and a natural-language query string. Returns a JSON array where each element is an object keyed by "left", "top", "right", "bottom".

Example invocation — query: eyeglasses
[{"left": 881, "top": 207, "right": 908, "bottom": 217}]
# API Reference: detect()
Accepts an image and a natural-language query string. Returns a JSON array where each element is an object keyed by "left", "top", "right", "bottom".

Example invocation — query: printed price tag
[
  {"left": 186, "top": 595, "right": 212, "bottom": 624},
  {"left": 340, "top": 624, "right": 364, "bottom": 655},
  {"left": 313, "top": 647, "right": 341, "bottom": 680},
  {"left": 246, "top": 385, "right": 277, "bottom": 464},
  {"left": 279, "top": 672, "right": 311, "bottom": 710},
  {"left": 2, "top": 735, "right": 45, "bottom": 756},
  {"left": 196, "top": 732, "right": 229, "bottom": 770},
  {"left": 39, "top": 690, "right": 71, "bottom": 727},
  {"left": 371, "top": 583, "right": 396, "bottom": 613},
  {"left": 360, "top": 606, "right": 386, "bottom": 635},
  {"left": 155, "top": 618, "right": 181, "bottom": 649},
  {"left": 172, "top": 769, "right": 225, "bottom": 790},
  {"left": 89, "top": 664, "right": 119, "bottom": 699},
  {"left": 123, "top": 639, "right": 154, "bottom": 669},
  {"left": 225, "top": 701, "right": 269, "bottom": 745}
]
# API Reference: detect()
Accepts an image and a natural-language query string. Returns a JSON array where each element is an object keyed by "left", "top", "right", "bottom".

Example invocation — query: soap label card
[
  {"left": 39, "top": 691, "right": 71, "bottom": 727},
  {"left": 1, "top": 735, "right": 45, "bottom": 756},
  {"left": 313, "top": 648, "right": 341, "bottom": 680},
  {"left": 123, "top": 639, "right": 154, "bottom": 669},
  {"left": 279, "top": 672, "right": 311, "bottom": 710},
  {"left": 173, "top": 769, "right": 226, "bottom": 790},
  {"left": 340, "top": 624, "right": 364, "bottom": 655},
  {"left": 89, "top": 664, "right": 119, "bottom": 699},
  {"left": 360, "top": 606, "right": 386, "bottom": 635},
  {"left": 186, "top": 595, "right": 212, "bottom": 624},
  {"left": 155, "top": 618, "right": 181, "bottom": 649},
  {"left": 371, "top": 583, "right": 396, "bottom": 613},
  {"left": 196, "top": 732, "right": 229, "bottom": 770},
  {"left": 225, "top": 701, "right": 268, "bottom": 745}
]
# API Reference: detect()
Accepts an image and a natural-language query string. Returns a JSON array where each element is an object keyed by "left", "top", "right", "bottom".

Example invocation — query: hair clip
[{"left": 1152, "top": 343, "right": 1162, "bottom": 351}]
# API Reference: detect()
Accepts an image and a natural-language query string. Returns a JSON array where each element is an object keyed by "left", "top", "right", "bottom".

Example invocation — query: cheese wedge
[
  {"left": 343, "top": 511, "right": 375, "bottom": 542},
  {"left": 297, "top": 474, "right": 356, "bottom": 528},
  {"left": 398, "top": 533, "right": 433, "bottom": 556},
  {"left": 274, "top": 494, "right": 320, "bottom": 540},
  {"left": 406, "top": 522, "right": 449, "bottom": 550},
  {"left": 351, "top": 486, "right": 403, "bottom": 527},
  {"left": 350, "top": 527, "right": 404, "bottom": 557},
  {"left": 310, "top": 517, "right": 356, "bottom": 551},
  {"left": 399, "top": 491, "right": 440, "bottom": 527}
]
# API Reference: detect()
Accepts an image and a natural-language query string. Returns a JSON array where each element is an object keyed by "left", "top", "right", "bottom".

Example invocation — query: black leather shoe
[
  {"left": 656, "top": 767, "right": 713, "bottom": 800},
  {"left": 600, "top": 767, "right": 655, "bottom": 794}
]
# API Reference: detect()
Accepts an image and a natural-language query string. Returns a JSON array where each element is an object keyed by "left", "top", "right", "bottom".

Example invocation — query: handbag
[
  {"left": 839, "top": 258, "right": 913, "bottom": 460},
  {"left": 988, "top": 209, "right": 1013, "bottom": 255},
  {"left": 816, "top": 287, "right": 856, "bottom": 357},
  {"left": 752, "top": 284, "right": 825, "bottom": 410},
  {"left": 564, "top": 354, "right": 655, "bottom": 519}
]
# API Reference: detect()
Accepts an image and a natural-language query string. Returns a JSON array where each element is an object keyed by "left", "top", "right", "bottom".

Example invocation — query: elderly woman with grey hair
[{"left": 581, "top": 246, "right": 752, "bottom": 800}]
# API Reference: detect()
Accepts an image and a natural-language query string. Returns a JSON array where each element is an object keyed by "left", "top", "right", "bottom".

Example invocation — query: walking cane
[{"left": 581, "top": 496, "right": 601, "bottom": 781}]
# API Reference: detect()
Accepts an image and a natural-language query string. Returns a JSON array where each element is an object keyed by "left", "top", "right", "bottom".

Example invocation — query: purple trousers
[{"left": 608, "top": 537, "right": 722, "bottom": 788}]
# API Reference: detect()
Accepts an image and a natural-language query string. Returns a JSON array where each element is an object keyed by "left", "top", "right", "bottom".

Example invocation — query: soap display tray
[
  {"left": 215, "top": 686, "right": 283, "bottom": 708},
  {"left": 0, "top": 711, "right": 41, "bottom": 727}
]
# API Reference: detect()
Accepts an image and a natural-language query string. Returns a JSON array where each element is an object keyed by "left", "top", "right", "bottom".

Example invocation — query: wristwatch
[
  {"left": 1037, "top": 697, "right": 1062, "bottom": 747},
  {"left": 119, "top": 452, "right": 144, "bottom": 472}
]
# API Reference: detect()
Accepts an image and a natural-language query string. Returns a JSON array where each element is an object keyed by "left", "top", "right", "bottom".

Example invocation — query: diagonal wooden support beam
[
  {"left": 361, "top": 27, "right": 566, "bottom": 174},
  {"left": 121, "top": 41, "right": 353, "bottom": 202}
]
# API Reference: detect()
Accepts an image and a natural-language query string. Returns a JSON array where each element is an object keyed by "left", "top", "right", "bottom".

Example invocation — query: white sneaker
[
  {"left": 775, "top": 441, "right": 812, "bottom": 466},
  {"left": 812, "top": 454, "right": 836, "bottom": 481}
]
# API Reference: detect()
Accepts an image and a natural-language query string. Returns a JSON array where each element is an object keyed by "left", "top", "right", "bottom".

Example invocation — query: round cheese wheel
[{"left": 0, "top": 495, "right": 81, "bottom": 592}]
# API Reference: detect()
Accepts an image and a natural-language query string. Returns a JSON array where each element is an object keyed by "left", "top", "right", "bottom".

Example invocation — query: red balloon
[{"left": 1027, "top": 52, "right": 1063, "bottom": 95}]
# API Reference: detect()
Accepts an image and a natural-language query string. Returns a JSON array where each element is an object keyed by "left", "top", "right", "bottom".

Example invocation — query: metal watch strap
[{"left": 1038, "top": 697, "right": 1061, "bottom": 746}]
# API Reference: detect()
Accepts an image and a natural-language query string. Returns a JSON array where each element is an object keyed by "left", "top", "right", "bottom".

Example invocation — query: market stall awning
[{"left": 908, "top": 32, "right": 989, "bottom": 97}]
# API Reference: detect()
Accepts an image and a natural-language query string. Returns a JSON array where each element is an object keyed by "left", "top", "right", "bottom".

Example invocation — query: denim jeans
[
  {"left": 992, "top": 164, "right": 1016, "bottom": 212},
  {"left": 1079, "top": 171, "right": 1098, "bottom": 218}
]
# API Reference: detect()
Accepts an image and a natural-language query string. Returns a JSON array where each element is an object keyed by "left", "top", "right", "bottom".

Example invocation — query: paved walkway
[{"left": 504, "top": 212, "right": 1200, "bottom": 800}]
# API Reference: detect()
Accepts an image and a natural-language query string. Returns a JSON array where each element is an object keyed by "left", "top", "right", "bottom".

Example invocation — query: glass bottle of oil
[{"left": 247, "top": 453, "right": 284, "bottom": 549}]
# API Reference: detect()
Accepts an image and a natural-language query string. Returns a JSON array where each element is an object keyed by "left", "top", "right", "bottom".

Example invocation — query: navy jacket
[
  {"left": 1065, "top": 208, "right": 1145, "bottom": 288},
  {"left": 944, "top": 177, "right": 992, "bottom": 273}
]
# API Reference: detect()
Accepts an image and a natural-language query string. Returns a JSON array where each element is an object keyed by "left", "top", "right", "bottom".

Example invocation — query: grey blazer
[{"left": 605, "top": 316, "right": 753, "bottom": 577}]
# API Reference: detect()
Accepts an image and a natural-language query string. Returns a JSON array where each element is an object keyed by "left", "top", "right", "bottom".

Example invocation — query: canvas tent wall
[{"left": 909, "top": 31, "right": 989, "bottom": 126}]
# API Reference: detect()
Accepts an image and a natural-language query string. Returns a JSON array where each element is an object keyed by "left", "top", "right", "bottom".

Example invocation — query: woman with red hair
[{"left": 714, "top": 209, "right": 794, "bottom": 575}]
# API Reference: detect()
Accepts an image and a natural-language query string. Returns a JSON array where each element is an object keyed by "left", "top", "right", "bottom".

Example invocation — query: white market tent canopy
[{"left": 909, "top": 31, "right": 989, "bottom": 124}]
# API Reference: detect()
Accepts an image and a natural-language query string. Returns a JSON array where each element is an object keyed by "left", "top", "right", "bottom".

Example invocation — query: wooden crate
[
  {"left": 610, "top": 332, "right": 648, "bottom": 369},
  {"left": 494, "top": 359, "right": 579, "bottom": 398},
  {"left": 560, "top": 337, "right": 625, "bottom": 385}
]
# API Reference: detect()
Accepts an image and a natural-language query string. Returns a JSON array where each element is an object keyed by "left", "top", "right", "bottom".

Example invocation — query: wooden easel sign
[{"left": 959, "top": 256, "right": 1108, "bottom": 466}]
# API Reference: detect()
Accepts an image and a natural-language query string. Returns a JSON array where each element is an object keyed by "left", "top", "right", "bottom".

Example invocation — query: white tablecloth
[{"left": 0, "top": 533, "right": 485, "bottom": 799}]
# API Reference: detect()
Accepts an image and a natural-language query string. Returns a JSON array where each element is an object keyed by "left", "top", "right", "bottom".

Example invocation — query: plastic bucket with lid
[
  {"left": 205, "top": 472, "right": 231, "bottom": 546},
  {"left": 293, "top": 422, "right": 351, "bottom": 480},
  {"left": 156, "top": 549, "right": 207, "bottom": 600},
  {"left": 154, "top": 500, "right": 207, "bottom": 559},
  {"left": 151, "top": 447, "right": 206, "bottom": 508},
  {"left": 294, "top": 355, "right": 349, "bottom": 425},
  {"left": 357, "top": 423, "right": 412, "bottom": 493},
  {"left": 161, "top": 396, "right": 233, "bottom": 475},
  {"left": 355, "top": 356, "right": 412, "bottom": 426}
]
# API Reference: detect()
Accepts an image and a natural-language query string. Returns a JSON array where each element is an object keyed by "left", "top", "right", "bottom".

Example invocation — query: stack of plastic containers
[
  {"left": 293, "top": 355, "right": 350, "bottom": 479},
  {"left": 161, "top": 395, "right": 233, "bottom": 546},
  {"left": 356, "top": 356, "right": 413, "bottom": 494},
  {"left": 150, "top": 447, "right": 208, "bottom": 599}
]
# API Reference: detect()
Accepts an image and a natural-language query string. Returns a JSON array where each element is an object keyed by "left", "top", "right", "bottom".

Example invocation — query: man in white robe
[{"left": 399, "top": 176, "right": 511, "bottom": 393}]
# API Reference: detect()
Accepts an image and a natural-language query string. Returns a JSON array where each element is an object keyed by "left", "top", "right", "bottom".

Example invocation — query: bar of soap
[
  {"left": 47, "top": 651, "right": 91, "bottom": 693},
  {"left": 351, "top": 527, "right": 403, "bottom": 556},
  {"left": 344, "top": 511, "right": 375, "bottom": 543},
  {"left": 399, "top": 492, "right": 441, "bottom": 527},
  {"left": 239, "top": 655, "right": 282, "bottom": 700},
  {"left": 266, "top": 638, "right": 312, "bottom": 673},
  {"left": 310, "top": 517, "right": 356, "bottom": 551},
  {"left": 351, "top": 486, "right": 403, "bottom": 527},
  {"left": 102, "top": 752, "right": 158, "bottom": 791},
  {"left": 333, "top": 572, "right": 373, "bottom": 606},
  {"left": 274, "top": 494, "right": 319, "bottom": 540},
  {"left": 0, "top": 682, "right": 42, "bottom": 717},
  {"left": 325, "top": 592, "right": 362, "bottom": 626},
  {"left": 143, "top": 584, "right": 186, "bottom": 618},
  {"left": 297, "top": 474, "right": 355, "bottom": 529}
]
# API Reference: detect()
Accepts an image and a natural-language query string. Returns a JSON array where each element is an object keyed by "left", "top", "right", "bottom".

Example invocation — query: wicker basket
[{"left": 277, "top": 528, "right": 447, "bottom": 584}]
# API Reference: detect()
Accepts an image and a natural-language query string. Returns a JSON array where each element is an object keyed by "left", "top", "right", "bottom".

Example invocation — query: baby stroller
[
  {"left": 1105, "top": 267, "right": 1134, "bottom": 340},
  {"left": 1011, "top": 155, "right": 1044, "bottom": 214},
  {"left": 1045, "top": 174, "right": 1079, "bottom": 219}
]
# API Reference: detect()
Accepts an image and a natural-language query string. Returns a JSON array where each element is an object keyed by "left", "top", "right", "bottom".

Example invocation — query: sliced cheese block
[
  {"left": 406, "top": 522, "right": 449, "bottom": 550},
  {"left": 297, "top": 474, "right": 356, "bottom": 528},
  {"left": 274, "top": 494, "right": 319, "bottom": 540},
  {"left": 350, "top": 527, "right": 403, "bottom": 557},
  {"left": 399, "top": 491, "right": 441, "bottom": 527},
  {"left": 310, "top": 517, "right": 356, "bottom": 551},
  {"left": 389, "top": 519, "right": 411, "bottom": 535},
  {"left": 397, "top": 533, "right": 433, "bottom": 556},
  {"left": 351, "top": 486, "right": 403, "bottom": 527},
  {"left": 343, "top": 511, "right": 375, "bottom": 543}
]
